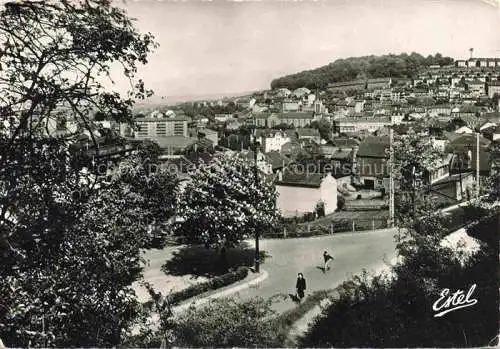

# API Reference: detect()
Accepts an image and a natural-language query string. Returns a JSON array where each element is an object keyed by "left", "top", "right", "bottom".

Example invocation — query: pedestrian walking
[
  {"left": 323, "top": 250, "right": 334, "bottom": 271},
  {"left": 295, "top": 273, "right": 306, "bottom": 300}
]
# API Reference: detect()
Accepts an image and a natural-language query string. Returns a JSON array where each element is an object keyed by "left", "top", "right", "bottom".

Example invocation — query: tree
[
  {"left": 173, "top": 153, "right": 278, "bottom": 253},
  {"left": 299, "top": 131, "right": 498, "bottom": 348},
  {"left": 309, "top": 118, "right": 332, "bottom": 140},
  {"left": 167, "top": 297, "right": 288, "bottom": 347},
  {"left": 0, "top": 1, "right": 176, "bottom": 346}
]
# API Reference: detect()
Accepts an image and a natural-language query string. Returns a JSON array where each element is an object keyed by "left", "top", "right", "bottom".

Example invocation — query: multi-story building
[
  {"left": 133, "top": 114, "right": 188, "bottom": 139},
  {"left": 335, "top": 117, "right": 391, "bottom": 134},
  {"left": 277, "top": 112, "right": 316, "bottom": 128},
  {"left": 255, "top": 130, "right": 293, "bottom": 153}
]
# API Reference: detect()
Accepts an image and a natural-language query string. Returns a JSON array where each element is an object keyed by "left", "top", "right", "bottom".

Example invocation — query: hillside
[{"left": 270, "top": 52, "right": 454, "bottom": 90}]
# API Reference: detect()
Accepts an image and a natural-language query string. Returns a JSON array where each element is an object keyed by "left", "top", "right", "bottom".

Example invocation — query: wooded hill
[{"left": 270, "top": 53, "right": 454, "bottom": 90}]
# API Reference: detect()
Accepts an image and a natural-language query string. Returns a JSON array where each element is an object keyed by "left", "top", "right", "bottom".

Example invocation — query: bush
[
  {"left": 299, "top": 215, "right": 498, "bottom": 348},
  {"left": 337, "top": 195, "right": 346, "bottom": 210},
  {"left": 167, "top": 267, "right": 248, "bottom": 305},
  {"left": 170, "top": 297, "right": 288, "bottom": 347}
]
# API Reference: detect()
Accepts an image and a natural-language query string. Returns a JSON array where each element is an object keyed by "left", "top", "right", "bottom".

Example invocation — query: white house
[
  {"left": 259, "top": 131, "right": 292, "bottom": 153},
  {"left": 455, "top": 126, "right": 474, "bottom": 134},
  {"left": 275, "top": 171, "right": 337, "bottom": 217}
]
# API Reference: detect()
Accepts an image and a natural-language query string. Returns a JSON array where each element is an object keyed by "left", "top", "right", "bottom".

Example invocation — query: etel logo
[{"left": 432, "top": 284, "right": 478, "bottom": 318}]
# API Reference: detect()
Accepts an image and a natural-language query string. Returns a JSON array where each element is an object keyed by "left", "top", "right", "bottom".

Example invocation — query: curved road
[{"left": 228, "top": 228, "right": 398, "bottom": 314}]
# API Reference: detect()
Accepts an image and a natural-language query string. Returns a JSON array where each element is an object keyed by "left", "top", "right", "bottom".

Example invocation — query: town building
[
  {"left": 255, "top": 130, "right": 293, "bottom": 153},
  {"left": 354, "top": 136, "right": 390, "bottom": 189},
  {"left": 275, "top": 171, "right": 338, "bottom": 217},
  {"left": 133, "top": 114, "right": 188, "bottom": 139},
  {"left": 487, "top": 81, "right": 500, "bottom": 98}
]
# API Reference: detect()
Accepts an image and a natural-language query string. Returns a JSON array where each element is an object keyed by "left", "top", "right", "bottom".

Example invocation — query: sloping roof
[
  {"left": 331, "top": 149, "right": 352, "bottom": 160},
  {"left": 296, "top": 128, "right": 320, "bottom": 137},
  {"left": 278, "top": 112, "right": 314, "bottom": 120},
  {"left": 265, "top": 151, "right": 292, "bottom": 170},
  {"left": 447, "top": 133, "right": 491, "bottom": 149},
  {"left": 331, "top": 138, "right": 360, "bottom": 148},
  {"left": 357, "top": 136, "right": 390, "bottom": 158},
  {"left": 276, "top": 169, "right": 324, "bottom": 188}
]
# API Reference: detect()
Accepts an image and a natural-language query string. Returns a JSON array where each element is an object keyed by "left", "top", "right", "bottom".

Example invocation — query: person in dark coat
[
  {"left": 296, "top": 273, "right": 306, "bottom": 300},
  {"left": 323, "top": 250, "right": 334, "bottom": 271}
]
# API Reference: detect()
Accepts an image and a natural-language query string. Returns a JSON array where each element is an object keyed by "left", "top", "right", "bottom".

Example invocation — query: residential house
[
  {"left": 264, "top": 151, "right": 292, "bottom": 173},
  {"left": 214, "top": 114, "right": 233, "bottom": 123},
  {"left": 293, "top": 87, "right": 311, "bottom": 99},
  {"left": 296, "top": 128, "right": 321, "bottom": 144},
  {"left": 455, "top": 126, "right": 474, "bottom": 134},
  {"left": 193, "top": 115, "right": 209, "bottom": 128},
  {"left": 487, "top": 81, "right": 500, "bottom": 98},
  {"left": 275, "top": 171, "right": 338, "bottom": 217},
  {"left": 354, "top": 136, "right": 390, "bottom": 189},
  {"left": 482, "top": 124, "right": 500, "bottom": 142},
  {"left": 237, "top": 150, "right": 273, "bottom": 175},
  {"left": 281, "top": 140, "right": 308, "bottom": 159},
  {"left": 466, "top": 79, "right": 486, "bottom": 96},
  {"left": 423, "top": 154, "right": 454, "bottom": 185},
  {"left": 197, "top": 128, "right": 219, "bottom": 146},
  {"left": 335, "top": 117, "right": 391, "bottom": 134},
  {"left": 445, "top": 133, "right": 492, "bottom": 177},
  {"left": 257, "top": 130, "right": 293, "bottom": 153},
  {"left": 274, "top": 88, "right": 292, "bottom": 98}
]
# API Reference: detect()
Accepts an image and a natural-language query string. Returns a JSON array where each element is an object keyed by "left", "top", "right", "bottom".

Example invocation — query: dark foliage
[
  {"left": 165, "top": 267, "right": 249, "bottom": 305},
  {"left": 299, "top": 214, "right": 499, "bottom": 348},
  {"left": 161, "top": 244, "right": 268, "bottom": 277},
  {"left": 271, "top": 53, "right": 454, "bottom": 90}
]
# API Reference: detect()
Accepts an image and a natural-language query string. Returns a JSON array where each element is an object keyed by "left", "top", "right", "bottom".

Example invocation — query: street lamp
[{"left": 252, "top": 111, "right": 260, "bottom": 273}]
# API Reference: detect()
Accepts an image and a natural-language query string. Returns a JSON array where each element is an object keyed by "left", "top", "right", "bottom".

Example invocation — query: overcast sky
[{"left": 114, "top": 0, "right": 500, "bottom": 99}]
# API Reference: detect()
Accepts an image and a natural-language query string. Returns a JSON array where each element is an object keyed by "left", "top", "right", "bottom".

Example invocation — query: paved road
[
  {"left": 231, "top": 228, "right": 398, "bottom": 314},
  {"left": 137, "top": 228, "right": 398, "bottom": 314}
]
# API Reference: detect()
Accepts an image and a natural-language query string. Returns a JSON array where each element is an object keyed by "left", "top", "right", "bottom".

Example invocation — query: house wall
[
  {"left": 276, "top": 174, "right": 338, "bottom": 216},
  {"left": 276, "top": 186, "right": 322, "bottom": 216},
  {"left": 320, "top": 174, "right": 338, "bottom": 214},
  {"left": 264, "top": 134, "right": 291, "bottom": 152},
  {"left": 488, "top": 85, "right": 500, "bottom": 98}
]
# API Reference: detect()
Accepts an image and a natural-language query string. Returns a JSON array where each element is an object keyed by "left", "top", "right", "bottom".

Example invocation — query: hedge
[{"left": 167, "top": 266, "right": 249, "bottom": 305}]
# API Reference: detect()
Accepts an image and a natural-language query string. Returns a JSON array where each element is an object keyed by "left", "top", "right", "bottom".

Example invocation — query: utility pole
[
  {"left": 476, "top": 130, "right": 480, "bottom": 199},
  {"left": 389, "top": 119, "right": 395, "bottom": 227},
  {"left": 252, "top": 111, "right": 260, "bottom": 273}
]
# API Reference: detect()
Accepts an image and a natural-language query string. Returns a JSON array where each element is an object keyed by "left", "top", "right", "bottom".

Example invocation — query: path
[{"left": 229, "top": 228, "right": 398, "bottom": 314}]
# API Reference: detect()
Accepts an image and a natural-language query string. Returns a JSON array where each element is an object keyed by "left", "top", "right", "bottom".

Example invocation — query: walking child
[{"left": 323, "top": 250, "right": 334, "bottom": 271}]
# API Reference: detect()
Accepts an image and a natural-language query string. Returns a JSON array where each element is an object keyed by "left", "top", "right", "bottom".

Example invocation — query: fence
[{"left": 263, "top": 218, "right": 389, "bottom": 239}]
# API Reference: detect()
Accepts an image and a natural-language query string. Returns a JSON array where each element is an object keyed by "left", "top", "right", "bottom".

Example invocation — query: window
[
  {"left": 173, "top": 122, "right": 185, "bottom": 136},
  {"left": 136, "top": 122, "right": 149, "bottom": 137},
  {"left": 156, "top": 121, "right": 167, "bottom": 136}
]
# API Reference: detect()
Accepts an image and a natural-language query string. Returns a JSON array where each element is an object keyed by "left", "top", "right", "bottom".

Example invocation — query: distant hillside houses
[
  {"left": 252, "top": 112, "right": 318, "bottom": 128},
  {"left": 455, "top": 57, "right": 500, "bottom": 68},
  {"left": 328, "top": 78, "right": 392, "bottom": 93}
]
